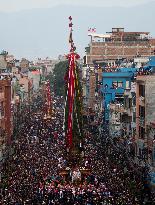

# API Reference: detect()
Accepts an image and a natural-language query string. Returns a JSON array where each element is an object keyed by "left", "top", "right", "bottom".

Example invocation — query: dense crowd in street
[{"left": 1, "top": 95, "right": 154, "bottom": 204}]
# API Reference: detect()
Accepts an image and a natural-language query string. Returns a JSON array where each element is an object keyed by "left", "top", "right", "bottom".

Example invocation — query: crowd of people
[{"left": 1, "top": 95, "right": 154, "bottom": 204}]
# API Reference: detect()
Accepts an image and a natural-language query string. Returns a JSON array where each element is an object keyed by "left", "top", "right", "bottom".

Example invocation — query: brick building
[
  {"left": 0, "top": 79, "right": 12, "bottom": 145},
  {"left": 85, "top": 28, "right": 155, "bottom": 65},
  {"left": 82, "top": 65, "right": 102, "bottom": 110}
]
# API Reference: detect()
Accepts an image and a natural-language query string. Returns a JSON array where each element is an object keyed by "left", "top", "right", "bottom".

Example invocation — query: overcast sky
[
  {"left": 0, "top": 0, "right": 154, "bottom": 59},
  {"left": 0, "top": 0, "right": 155, "bottom": 12}
]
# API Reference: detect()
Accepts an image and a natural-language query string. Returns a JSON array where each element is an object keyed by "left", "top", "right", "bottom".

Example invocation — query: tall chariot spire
[{"left": 64, "top": 17, "right": 83, "bottom": 157}]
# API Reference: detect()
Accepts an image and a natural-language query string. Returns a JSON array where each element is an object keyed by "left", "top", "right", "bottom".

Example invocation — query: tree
[{"left": 46, "top": 60, "right": 68, "bottom": 96}]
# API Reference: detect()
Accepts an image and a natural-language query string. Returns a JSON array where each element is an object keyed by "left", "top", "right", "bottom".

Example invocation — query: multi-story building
[
  {"left": 85, "top": 28, "right": 155, "bottom": 65},
  {"left": 109, "top": 103, "right": 124, "bottom": 137},
  {"left": 0, "top": 54, "right": 7, "bottom": 73},
  {"left": 82, "top": 65, "right": 96, "bottom": 110},
  {"left": 20, "top": 58, "right": 29, "bottom": 73},
  {"left": 82, "top": 64, "right": 103, "bottom": 111},
  {"left": 34, "top": 57, "right": 62, "bottom": 74},
  {"left": 147, "top": 122, "right": 155, "bottom": 167},
  {"left": 0, "top": 79, "right": 12, "bottom": 166},
  {"left": 136, "top": 73, "right": 155, "bottom": 164},
  {"left": 102, "top": 67, "right": 137, "bottom": 122},
  {"left": 81, "top": 65, "right": 89, "bottom": 106},
  {"left": 0, "top": 79, "right": 12, "bottom": 142},
  {"left": 28, "top": 70, "right": 41, "bottom": 91},
  {"left": 109, "top": 82, "right": 136, "bottom": 143},
  {"left": 88, "top": 70, "right": 96, "bottom": 109}
]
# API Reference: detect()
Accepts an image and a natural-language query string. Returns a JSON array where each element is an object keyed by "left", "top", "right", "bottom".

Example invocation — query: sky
[
  {"left": 0, "top": 0, "right": 154, "bottom": 59},
  {"left": 0, "top": 0, "right": 155, "bottom": 12}
]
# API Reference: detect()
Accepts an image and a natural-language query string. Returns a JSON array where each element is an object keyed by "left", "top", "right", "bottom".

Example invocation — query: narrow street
[
  {"left": 1, "top": 1, "right": 155, "bottom": 204},
  {"left": 1, "top": 95, "right": 153, "bottom": 204}
]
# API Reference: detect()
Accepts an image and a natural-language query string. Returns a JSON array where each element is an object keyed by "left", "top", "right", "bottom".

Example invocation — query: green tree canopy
[{"left": 46, "top": 60, "right": 68, "bottom": 96}]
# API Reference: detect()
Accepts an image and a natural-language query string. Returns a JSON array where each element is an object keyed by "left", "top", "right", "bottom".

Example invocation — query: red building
[{"left": 0, "top": 79, "right": 12, "bottom": 145}]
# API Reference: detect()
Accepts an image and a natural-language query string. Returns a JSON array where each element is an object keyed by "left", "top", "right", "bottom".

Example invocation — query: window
[
  {"left": 139, "top": 105, "right": 145, "bottom": 118},
  {"left": 126, "top": 81, "right": 130, "bottom": 89},
  {"left": 132, "top": 95, "right": 136, "bottom": 106},
  {"left": 139, "top": 126, "right": 145, "bottom": 139},
  {"left": 112, "top": 81, "right": 117, "bottom": 88},
  {"left": 129, "top": 98, "right": 132, "bottom": 108},
  {"left": 112, "top": 81, "right": 123, "bottom": 88},
  {"left": 118, "top": 81, "right": 123, "bottom": 87},
  {"left": 112, "top": 28, "right": 117, "bottom": 32},
  {"left": 133, "top": 112, "right": 136, "bottom": 123},
  {"left": 139, "top": 84, "right": 145, "bottom": 97},
  {"left": 0, "top": 102, "right": 4, "bottom": 117}
]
